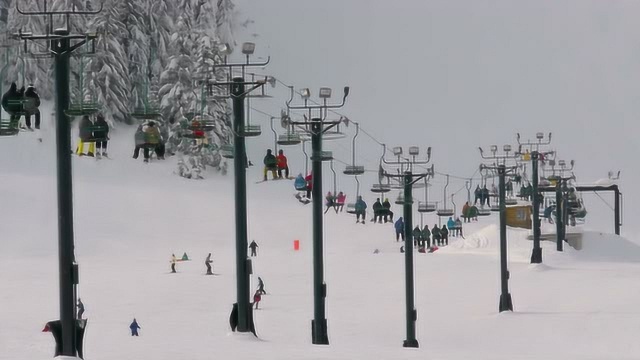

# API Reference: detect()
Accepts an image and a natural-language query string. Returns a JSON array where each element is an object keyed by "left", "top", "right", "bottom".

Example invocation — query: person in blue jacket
[
  {"left": 394, "top": 217, "right": 405, "bottom": 242},
  {"left": 447, "top": 217, "right": 456, "bottom": 236},
  {"left": 130, "top": 318, "right": 141, "bottom": 336},
  {"left": 355, "top": 196, "right": 367, "bottom": 224}
]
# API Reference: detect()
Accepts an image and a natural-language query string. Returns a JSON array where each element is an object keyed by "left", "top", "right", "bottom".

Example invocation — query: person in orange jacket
[{"left": 276, "top": 149, "right": 289, "bottom": 179}]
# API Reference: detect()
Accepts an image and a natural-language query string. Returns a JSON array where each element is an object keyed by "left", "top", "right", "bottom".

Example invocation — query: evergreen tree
[{"left": 85, "top": 0, "right": 130, "bottom": 124}]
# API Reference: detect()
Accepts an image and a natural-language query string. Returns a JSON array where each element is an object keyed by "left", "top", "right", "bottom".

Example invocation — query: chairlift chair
[
  {"left": 343, "top": 122, "right": 365, "bottom": 175},
  {"left": 437, "top": 174, "right": 455, "bottom": 217},
  {"left": 277, "top": 132, "right": 302, "bottom": 146},
  {"left": 311, "top": 150, "right": 333, "bottom": 161},
  {"left": 417, "top": 201, "right": 436, "bottom": 213},
  {"left": 505, "top": 198, "right": 518, "bottom": 206},
  {"left": 371, "top": 183, "right": 391, "bottom": 193},
  {"left": 241, "top": 124, "right": 262, "bottom": 137},
  {"left": 346, "top": 203, "right": 357, "bottom": 214},
  {"left": 346, "top": 176, "right": 360, "bottom": 215},
  {"left": 219, "top": 144, "right": 234, "bottom": 159},
  {"left": 477, "top": 206, "right": 491, "bottom": 216},
  {"left": 0, "top": 118, "right": 19, "bottom": 136}
]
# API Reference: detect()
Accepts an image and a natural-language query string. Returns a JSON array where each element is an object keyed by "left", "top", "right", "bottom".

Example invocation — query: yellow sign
[{"left": 506, "top": 205, "right": 532, "bottom": 229}]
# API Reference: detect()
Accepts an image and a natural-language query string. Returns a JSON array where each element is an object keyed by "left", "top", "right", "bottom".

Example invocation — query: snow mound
[{"left": 565, "top": 232, "right": 640, "bottom": 263}]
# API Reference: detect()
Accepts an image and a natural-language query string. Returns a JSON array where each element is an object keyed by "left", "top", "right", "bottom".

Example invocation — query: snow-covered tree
[{"left": 85, "top": 0, "right": 130, "bottom": 124}]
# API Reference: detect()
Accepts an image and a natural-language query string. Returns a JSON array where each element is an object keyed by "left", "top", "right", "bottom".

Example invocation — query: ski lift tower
[
  {"left": 285, "top": 86, "right": 350, "bottom": 345},
  {"left": 516, "top": 132, "right": 553, "bottom": 264},
  {"left": 209, "top": 42, "right": 273, "bottom": 335},
  {"left": 479, "top": 144, "right": 520, "bottom": 312},
  {"left": 12, "top": 0, "right": 101, "bottom": 357},
  {"left": 380, "top": 145, "right": 433, "bottom": 348}
]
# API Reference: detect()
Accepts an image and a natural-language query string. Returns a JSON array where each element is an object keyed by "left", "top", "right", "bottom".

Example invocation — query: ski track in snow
[{"left": 2, "top": 117, "right": 640, "bottom": 359}]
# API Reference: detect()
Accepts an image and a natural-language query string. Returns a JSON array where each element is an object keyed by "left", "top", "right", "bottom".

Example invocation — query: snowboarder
[
  {"left": 257, "top": 277, "right": 266, "bottom": 295},
  {"left": 382, "top": 198, "right": 394, "bottom": 223},
  {"left": 76, "top": 298, "right": 85, "bottom": 319},
  {"left": 129, "top": 318, "right": 141, "bottom": 336},
  {"left": 93, "top": 113, "right": 109, "bottom": 157},
  {"left": 76, "top": 115, "right": 95, "bottom": 156},
  {"left": 372, "top": 198, "right": 383, "bottom": 223},
  {"left": 355, "top": 196, "right": 367, "bottom": 223},
  {"left": 205, "top": 253, "right": 213, "bottom": 275},
  {"left": 23, "top": 85, "right": 41, "bottom": 130},
  {"left": 263, "top": 149, "right": 278, "bottom": 181},
  {"left": 441, "top": 224, "right": 449, "bottom": 246},
  {"left": 249, "top": 240, "right": 259, "bottom": 257},
  {"left": 335, "top": 192, "right": 346, "bottom": 212},
  {"left": 253, "top": 290, "right": 262, "bottom": 310},
  {"left": 276, "top": 149, "right": 289, "bottom": 179},
  {"left": 394, "top": 217, "right": 405, "bottom": 241},
  {"left": 170, "top": 254, "right": 177, "bottom": 273}
]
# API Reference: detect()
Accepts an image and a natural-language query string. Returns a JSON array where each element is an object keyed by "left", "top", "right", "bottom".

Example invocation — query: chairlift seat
[
  {"left": 66, "top": 102, "right": 100, "bottom": 117},
  {"left": 436, "top": 209, "right": 455, "bottom": 217},
  {"left": 344, "top": 165, "right": 365, "bottom": 175},
  {"left": 490, "top": 204, "right": 500, "bottom": 212},
  {"left": 277, "top": 133, "right": 302, "bottom": 146},
  {"left": 4, "top": 99, "right": 28, "bottom": 116},
  {"left": 219, "top": 144, "right": 234, "bottom": 159},
  {"left": 295, "top": 183, "right": 307, "bottom": 191},
  {"left": 130, "top": 107, "right": 162, "bottom": 120},
  {"left": 300, "top": 131, "right": 346, "bottom": 142},
  {"left": 477, "top": 206, "right": 491, "bottom": 216},
  {"left": 346, "top": 203, "right": 357, "bottom": 214},
  {"left": 417, "top": 201, "right": 436, "bottom": 213},
  {"left": 505, "top": 198, "right": 518, "bottom": 206},
  {"left": 371, "top": 183, "right": 391, "bottom": 193},
  {"left": 311, "top": 151, "right": 333, "bottom": 161},
  {"left": 241, "top": 124, "right": 262, "bottom": 137},
  {"left": 0, "top": 117, "right": 19, "bottom": 136}
]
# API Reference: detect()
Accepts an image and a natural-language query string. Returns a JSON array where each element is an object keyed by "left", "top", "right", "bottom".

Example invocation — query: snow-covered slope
[{"left": 2, "top": 125, "right": 640, "bottom": 360}]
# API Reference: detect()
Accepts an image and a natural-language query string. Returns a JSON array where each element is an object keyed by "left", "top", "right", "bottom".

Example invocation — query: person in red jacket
[
  {"left": 305, "top": 173, "right": 313, "bottom": 199},
  {"left": 335, "top": 192, "right": 346, "bottom": 212},
  {"left": 276, "top": 149, "right": 289, "bottom": 179}
]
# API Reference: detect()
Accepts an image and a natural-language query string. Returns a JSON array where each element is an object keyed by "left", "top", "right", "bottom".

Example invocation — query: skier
[
  {"left": 394, "top": 217, "right": 405, "bottom": 242},
  {"left": 455, "top": 217, "right": 464, "bottom": 238},
  {"left": 205, "top": 253, "right": 213, "bottom": 275},
  {"left": 249, "top": 240, "right": 259, "bottom": 257},
  {"left": 253, "top": 290, "right": 262, "bottom": 310},
  {"left": 382, "top": 198, "right": 394, "bottom": 223},
  {"left": 412, "top": 225, "right": 422, "bottom": 248},
  {"left": 170, "top": 253, "right": 177, "bottom": 273},
  {"left": 76, "top": 298, "right": 85, "bottom": 319},
  {"left": 447, "top": 217, "right": 456, "bottom": 237},
  {"left": 263, "top": 149, "right": 278, "bottom": 181},
  {"left": 132, "top": 124, "right": 145, "bottom": 159},
  {"left": 355, "top": 196, "right": 367, "bottom": 223},
  {"left": 305, "top": 173, "right": 313, "bottom": 199},
  {"left": 462, "top": 201, "right": 471, "bottom": 223},
  {"left": 144, "top": 121, "right": 165, "bottom": 162},
  {"left": 76, "top": 115, "right": 95, "bottom": 156},
  {"left": 276, "top": 149, "right": 289, "bottom": 179},
  {"left": 431, "top": 224, "right": 441, "bottom": 246},
  {"left": 372, "top": 198, "right": 383, "bottom": 223},
  {"left": 441, "top": 224, "right": 449, "bottom": 246},
  {"left": 129, "top": 318, "right": 141, "bottom": 336},
  {"left": 422, "top": 225, "right": 431, "bottom": 248},
  {"left": 482, "top": 186, "right": 490, "bottom": 207},
  {"left": 93, "top": 113, "right": 109, "bottom": 158},
  {"left": 335, "top": 192, "right": 346, "bottom": 212},
  {"left": 324, "top": 191, "right": 335, "bottom": 214},
  {"left": 257, "top": 276, "right": 266, "bottom": 295},
  {"left": 23, "top": 85, "right": 41, "bottom": 130},
  {"left": 474, "top": 185, "right": 482, "bottom": 205}
]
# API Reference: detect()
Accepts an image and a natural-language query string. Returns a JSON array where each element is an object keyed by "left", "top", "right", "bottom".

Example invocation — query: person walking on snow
[
  {"left": 170, "top": 254, "right": 177, "bottom": 273},
  {"left": 130, "top": 318, "right": 141, "bottom": 336},
  {"left": 257, "top": 277, "right": 266, "bottom": 295},
  {"left": 394, "top": 217, "right": 405, "bottom": 241},
  {"left": 205, "top": 253, "right": 213, "bottom": 275},
  {"left": 76, "top": 298, "right": 85, "bottom": 319},
  {"left": 276, "top": 149, "right": 289, "bottom": 179},
  {"left": 355, "top": 196, "right": 367, "bottom": 223},
  {"left": 263, "top": 149, "right": 278, "bottom": 181},
  {"left": 249, "top": 240, "right": 259, "bottom": 257}
]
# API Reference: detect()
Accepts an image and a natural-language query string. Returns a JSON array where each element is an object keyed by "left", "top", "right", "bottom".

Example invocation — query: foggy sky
[{"left": 233, "top": 0, "right": 639, "bottom": 236}]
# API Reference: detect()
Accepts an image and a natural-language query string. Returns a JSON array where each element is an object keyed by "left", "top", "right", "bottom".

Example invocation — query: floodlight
[
  {"left": 409, "top": 146, "right": 419, "bottom": 156},
  {"left": 490, "top": 145, "right": 498, "bottom": 153},
  {"left": 536, "top": 132, "right": 544, "bottom": 140},
  {"left": 558, "top": 160, "right": 566, "bottom": 167},
  {"left": 319, "top": 87, "right": 332, "bottom": 99},
  {"left": 392, "top": 147, "right": 403, "bottom": 156},
  {"left": 300, "top": 88, "right": 311, "bottom": 99},
  {"left": 218, "top": 43, "right": 232, "bottom": 55},
  {"left": 242, "top": 42, "right": 256, "bottom": 55},
  {"left": 503, "top": 144, "right": 512, "bottom": 152}
]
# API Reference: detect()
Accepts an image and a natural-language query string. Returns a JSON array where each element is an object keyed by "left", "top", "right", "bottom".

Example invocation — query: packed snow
[{"left": 1, "top": 119, "right": 640, "bottom": 360}]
